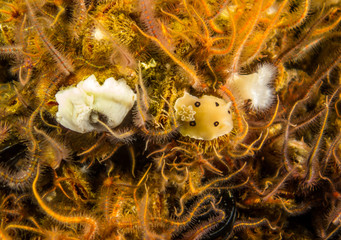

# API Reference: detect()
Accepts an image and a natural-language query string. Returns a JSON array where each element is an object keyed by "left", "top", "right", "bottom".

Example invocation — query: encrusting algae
[{"left": 0, "top": 0, "right": 341, "bottom": 239}]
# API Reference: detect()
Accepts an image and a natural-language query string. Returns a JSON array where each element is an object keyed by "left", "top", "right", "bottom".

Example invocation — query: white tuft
[
  {"left": 252, "top": 64, "right": 277, "bottom": 109},
  {"left": 229, "top": 64, "right": 277, "bottom": 110},
  {"left": 93, "top": 28, "right": 106, "bottom": 41},
  {"left": 56, "top": 75, "right": 136, "bottom": 133},
  {"left": 266, "top": 3, "right": 278, "bottom": 16}
]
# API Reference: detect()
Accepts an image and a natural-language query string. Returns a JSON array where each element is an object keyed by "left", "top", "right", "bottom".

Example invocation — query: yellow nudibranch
[{"left": 174, "top": 92, "right": 233, "bottom": 140}]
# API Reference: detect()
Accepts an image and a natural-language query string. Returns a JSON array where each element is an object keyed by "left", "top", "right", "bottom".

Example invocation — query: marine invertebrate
[
  {"left": 0, "top": 0, "right": 341, "bottom": 239},
  {"left": 55, "top": 74, "right": 136, "bottom": 133},
  {"left": 25, "top": 0, "right": 74, "bottom": 76},
  {"left": 32, "top": 164, "right": 98, "bottom": 240},
  {"left": 174, "top": 92, "right": 233, "bottom": 140},
  {"left": 229, "top": 64, "right": 277, "bottom": 110}
]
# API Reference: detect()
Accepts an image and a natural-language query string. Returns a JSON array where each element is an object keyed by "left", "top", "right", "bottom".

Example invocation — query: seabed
[{"left": 0, "top": 0, "right": 341, "bottom": 239}]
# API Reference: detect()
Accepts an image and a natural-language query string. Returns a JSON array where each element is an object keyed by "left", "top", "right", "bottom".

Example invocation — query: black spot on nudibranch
[
  {"left": 215, "top": 102, "right": 219, "bottom": 107},
  {"left": 194, "top": 101, "right": 200, "bottom": 107},
  {"left": 190, "top": 121, "right": 196, "bottom": 126},
  {"left": 228, "top": 110, "right": 231, "bottom": 114},
  {"left": 214, "top": 121, "right": 219, "bottom": 127}
]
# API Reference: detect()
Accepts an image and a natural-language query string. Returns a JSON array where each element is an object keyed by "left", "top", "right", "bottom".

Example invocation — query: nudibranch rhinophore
[
  {"left": 174, "top": 92, "right": 233, "bottom": 140},
  {"left": 55, "top": 75, "right": 136, "bottom": 133}
]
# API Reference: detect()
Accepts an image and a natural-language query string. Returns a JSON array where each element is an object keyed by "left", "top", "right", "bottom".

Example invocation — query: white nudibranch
[
  {"left": 229, "top": 64, "right": 277, "bottom": 110},
  {"left": 55, "top": 75, "right": 136, "bottom": 133},
  {"left": 174, "top": 92, "right": 233, "bottom": 141}
]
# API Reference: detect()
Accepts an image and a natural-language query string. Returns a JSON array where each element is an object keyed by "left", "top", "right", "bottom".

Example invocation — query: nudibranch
[
  {"left": 229, "top": 64, "right": 277, "bottom": 110},
  {"left": 174, "top": 92, "right": 233, "bottom": 140},
  {"left": 55, "top": 75, "right": 136, "bottom": 133}
]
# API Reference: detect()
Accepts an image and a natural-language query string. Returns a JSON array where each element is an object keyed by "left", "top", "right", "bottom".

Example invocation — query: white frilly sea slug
[{"left": 55, "top": 75, "right": 136, "bottom": 133}]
